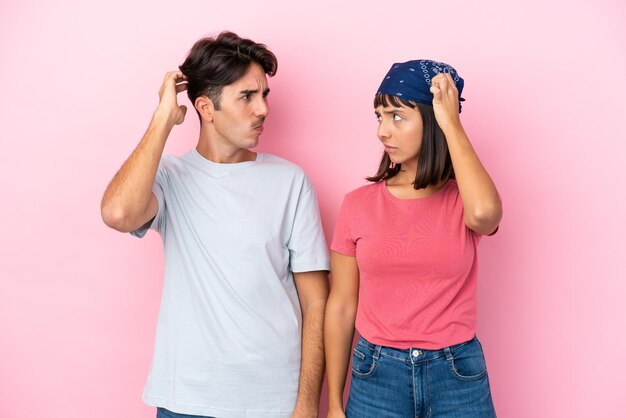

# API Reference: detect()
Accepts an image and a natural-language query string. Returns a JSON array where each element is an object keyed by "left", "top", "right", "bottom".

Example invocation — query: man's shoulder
[
  {"left": 259, "top": 153, "right": 302, "bottom": 169},
  {"left": 258, "top": 153, "right": 308, "bottom": 177},
  {"left": 158, "top": 153, "right": 188, "bottom": 170}
]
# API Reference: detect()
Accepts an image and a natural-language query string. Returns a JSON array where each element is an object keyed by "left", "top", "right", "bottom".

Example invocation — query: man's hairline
[{"left": 204, "top": 61, "right": 272, "bottom": 110}]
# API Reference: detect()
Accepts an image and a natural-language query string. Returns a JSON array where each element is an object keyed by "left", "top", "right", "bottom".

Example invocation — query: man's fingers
[
  {"left": 159, "top": 71, "right": 188, "bottom": 99},
  {"left": 164, "top": 71, "right": 185, "bottom": 81},
  {"left": 162, "top": 72, "right": 187, "bottom": 92}
]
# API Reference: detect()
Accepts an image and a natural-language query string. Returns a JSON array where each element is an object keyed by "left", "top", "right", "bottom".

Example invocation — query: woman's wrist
[{"left": 327, "top": 392, "right": 345, "bottom": 410}]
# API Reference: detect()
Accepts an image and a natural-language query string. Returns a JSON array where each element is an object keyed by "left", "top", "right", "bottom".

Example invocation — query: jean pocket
[
  {"left": 446, "top": 339, "right": 488, "bottom": 381},
  {"left": 351, "top": 345, "right": 378, "bottom": 378}
]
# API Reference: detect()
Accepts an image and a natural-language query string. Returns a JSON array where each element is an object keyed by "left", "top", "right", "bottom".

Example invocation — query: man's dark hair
[
  {"left": 179, "top": 31, "right": 277, "bottom": 113},
  {"left": 366, "top": 94, "right": 454, "bottom": 189}
]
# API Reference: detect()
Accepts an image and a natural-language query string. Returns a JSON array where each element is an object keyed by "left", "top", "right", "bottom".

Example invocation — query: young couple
[{"left": 101, "top": 31, "right": 502, "bottom": 418}]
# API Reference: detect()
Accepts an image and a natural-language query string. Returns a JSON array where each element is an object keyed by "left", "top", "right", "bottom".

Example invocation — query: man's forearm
[
  {"left": 293, "top": 299, "right": 327, "bottom": 417},
  {"left": 101, "top": 71, "right": 187, "bottom": 232},
  {"left": 101, "top": 111, "right": 173, "bottom": 231}
]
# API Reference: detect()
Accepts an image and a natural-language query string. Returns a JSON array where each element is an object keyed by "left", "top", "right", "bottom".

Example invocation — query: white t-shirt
[{"left": 132, "top": 150, "right": 330, "bottom": 417}]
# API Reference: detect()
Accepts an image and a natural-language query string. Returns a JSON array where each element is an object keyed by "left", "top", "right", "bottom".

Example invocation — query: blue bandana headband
[{"left": 376, "top": 59, "right": 465, "bottom": 113}]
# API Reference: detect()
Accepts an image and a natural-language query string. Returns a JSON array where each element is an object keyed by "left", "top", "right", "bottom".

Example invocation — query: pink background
[{"left": 1, "top": 0, "right": 625, "bottom": 417}]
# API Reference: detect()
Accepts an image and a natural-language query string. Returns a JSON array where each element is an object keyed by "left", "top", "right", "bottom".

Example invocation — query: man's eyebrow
[{"left": 239, "top": 88, "right": 270, "bottom": 96}]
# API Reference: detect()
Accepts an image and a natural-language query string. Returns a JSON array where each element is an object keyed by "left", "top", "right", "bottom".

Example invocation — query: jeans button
[{"left": 411, "top": 349, "right": 421, "bottom": 357}]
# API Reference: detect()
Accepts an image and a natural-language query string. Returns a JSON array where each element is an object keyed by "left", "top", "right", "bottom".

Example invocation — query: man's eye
[
  {"left": 242, "top": 94, "right": 250, "bottom": 100},
  {"left": 375, "top": 115, "right": 382, "bottom": 122},
  {"left": 393, "top": 114, "right": 402, "bottom": 121}
]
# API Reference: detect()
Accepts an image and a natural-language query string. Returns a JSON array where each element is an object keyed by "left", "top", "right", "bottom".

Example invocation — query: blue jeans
[
  {"left": 156, "top": 408, "right": 215, "bottom": 418},
  {"left": 346, "top": 336, "right": 496, "bottom": 418}
]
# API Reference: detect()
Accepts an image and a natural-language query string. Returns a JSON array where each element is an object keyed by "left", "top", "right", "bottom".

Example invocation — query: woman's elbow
[
  {"left": 326, "top": 294, "right": 358, "bottom": 321},
  {"left": 465, "top": 203, "right": 502, "bottom": 235}
]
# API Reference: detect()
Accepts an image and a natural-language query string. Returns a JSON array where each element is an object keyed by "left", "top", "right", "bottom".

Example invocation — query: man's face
[{"left": 211, "top": 63, "right": 269, "bottom": 150}]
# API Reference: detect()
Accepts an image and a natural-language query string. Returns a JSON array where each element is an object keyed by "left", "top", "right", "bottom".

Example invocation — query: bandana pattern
[{"left": 377, "top": 59, "right": 465, "bottom": 113}]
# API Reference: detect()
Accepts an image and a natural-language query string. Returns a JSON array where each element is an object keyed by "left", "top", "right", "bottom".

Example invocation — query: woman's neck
[{"left": 385, "top": 163, "right": 447, "bottom": 199}]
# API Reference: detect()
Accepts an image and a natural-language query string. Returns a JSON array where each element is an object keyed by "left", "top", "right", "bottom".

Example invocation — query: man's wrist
[
  {"left": 293, "top": 398, "right": 319, "bottom": 416},
  {"left": 152, "top": 106, "right": 178, "bottom": 131}
]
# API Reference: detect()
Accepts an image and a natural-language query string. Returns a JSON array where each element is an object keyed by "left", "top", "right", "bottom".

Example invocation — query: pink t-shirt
[{"left": 331, "top": 179, "right": 487, "bottom": 350}]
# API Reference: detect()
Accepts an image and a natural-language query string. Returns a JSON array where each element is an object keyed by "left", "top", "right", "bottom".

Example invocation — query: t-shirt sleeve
[
  {"left": 130, "top": 167, "right": 166, "bottom": 238},
  {"left": 330, "top": 195, "right": 357, "bottom": 257},
  {"left": 287, "top": 183, "right": 330, "bottom": 273}
]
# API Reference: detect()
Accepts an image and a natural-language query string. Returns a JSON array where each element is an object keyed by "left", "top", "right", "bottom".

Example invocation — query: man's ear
[{"left": 195, "top": 96, "right": 215, "bottom": 123}]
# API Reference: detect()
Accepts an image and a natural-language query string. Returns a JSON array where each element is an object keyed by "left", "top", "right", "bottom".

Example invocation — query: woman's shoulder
[
  {"left": 338, "top": 182, "right": 385, "bottom": 213},
  {"left": 344, "top": 181, "right": 383, "bottom": 200}
]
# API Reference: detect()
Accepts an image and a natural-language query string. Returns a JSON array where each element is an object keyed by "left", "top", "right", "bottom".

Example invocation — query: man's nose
[{"left": 254, "top": 96, "right": 268, "bottom": 118}]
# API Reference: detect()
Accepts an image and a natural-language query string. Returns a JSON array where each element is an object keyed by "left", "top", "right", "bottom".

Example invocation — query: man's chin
[
  {"left": 233, "top": 134, "right": 261, "bottom": 150},
  {"left": 245, "top": 137, "right": 260, "bottom": 149}
]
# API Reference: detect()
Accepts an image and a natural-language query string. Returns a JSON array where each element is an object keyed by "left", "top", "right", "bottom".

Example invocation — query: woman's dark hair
[
  {"left": 179, "top": 31, "right": 277, "bottom": 112},
  {"left": 366, "top": 94, "right": 454, "bottom": 189}
]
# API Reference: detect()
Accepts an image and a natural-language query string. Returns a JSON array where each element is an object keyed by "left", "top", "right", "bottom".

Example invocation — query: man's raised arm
[{"left": 101, "top": 71, "right": 187, "bottom": 232}]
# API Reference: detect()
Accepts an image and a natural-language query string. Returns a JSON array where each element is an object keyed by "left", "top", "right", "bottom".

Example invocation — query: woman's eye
[
  {"left": 393, "top": 114, "right": 402, "bottom": 121},
  {"left": 242, "top": 94, "right": 250, "bottom": 100}
]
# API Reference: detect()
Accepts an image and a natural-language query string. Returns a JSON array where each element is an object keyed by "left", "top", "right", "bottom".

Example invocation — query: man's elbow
[
  {"left": 300, "top": 282, "right": 330, "bottom": 315},
  {"left": 101, "top": 203, "right": 135, "bottom": 233},
  {"left": 303, "top": 290, "right": 330, "bottom": 312}
]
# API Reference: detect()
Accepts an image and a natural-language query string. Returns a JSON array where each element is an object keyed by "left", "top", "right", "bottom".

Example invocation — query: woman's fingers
[
  {"left": 430, "top": 73, "right": 461, "bottom": 129},
  {"left": 431, "top": 73, "right": 459, "bottom": 108},
  {"left": 444, "top": 73, "right": 458, "bottom": 97},
  {"left": 432, "top": 73, "right": 458, "bottom": 96},
  {"left": 430, "top": 84, "right": 442, "bottom": 103}
]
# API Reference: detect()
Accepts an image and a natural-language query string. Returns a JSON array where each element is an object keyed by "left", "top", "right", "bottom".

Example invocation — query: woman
[{"left": 325, "top": 60, "right": 502, "bottom": 418}]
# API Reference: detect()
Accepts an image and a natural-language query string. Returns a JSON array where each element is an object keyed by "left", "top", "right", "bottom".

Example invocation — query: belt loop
[
  {"left": 443, "top": 346, "right": 454, "bottom": 361},
  {"left": 373, "top": 345, "right": 382, "bottom": 360}
]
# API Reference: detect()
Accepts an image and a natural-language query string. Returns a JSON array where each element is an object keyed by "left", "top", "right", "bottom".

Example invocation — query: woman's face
[{"left": 375, "top": 103, "right": 423, "bottom": 167}]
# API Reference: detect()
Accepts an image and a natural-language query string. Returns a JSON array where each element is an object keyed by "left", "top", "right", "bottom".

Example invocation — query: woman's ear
[{"left": 195, "top": 96, "right": 214, "bottom": 123}]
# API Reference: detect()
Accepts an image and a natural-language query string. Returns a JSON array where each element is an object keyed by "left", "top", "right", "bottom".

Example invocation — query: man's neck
[{"left": 195, "top": 130, "right": 256, "bottom": 164}]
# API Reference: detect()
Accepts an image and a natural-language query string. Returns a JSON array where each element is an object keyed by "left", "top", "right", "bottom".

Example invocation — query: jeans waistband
[{"left": 355, "top": 335, "right": 478, "bottom": 363}]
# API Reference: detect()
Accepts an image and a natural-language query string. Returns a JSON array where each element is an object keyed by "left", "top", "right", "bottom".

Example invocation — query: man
[{"left": 101, "top": 32, "right": 330, "bottom": 418}]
